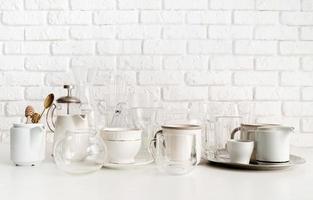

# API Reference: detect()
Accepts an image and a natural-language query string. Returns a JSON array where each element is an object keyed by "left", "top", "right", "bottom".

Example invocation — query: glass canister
[{"left": 54, "top": 129, "right": 106, "bottom": 174}]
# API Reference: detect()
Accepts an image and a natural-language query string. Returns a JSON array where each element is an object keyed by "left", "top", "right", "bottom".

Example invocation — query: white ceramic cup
[
  {"left": 100, "top": 128, "right": 142, "bottom": 164},
  {"left": 153, "top": 124, "right": 202, "bottom": 164},
  {"left": 227, "top": 139, "right": 254, "bottom": 164},
  {"left": 10, "top": 123, "right": 46, "bottom": 166}
]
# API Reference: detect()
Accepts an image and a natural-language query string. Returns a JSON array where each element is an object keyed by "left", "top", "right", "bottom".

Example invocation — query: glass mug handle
[
  {"left": 230, "top": 127, "right": 241, "bottom": 139},
  {"left": 149, "top": 130, "right": 163, "bottom": 161}
]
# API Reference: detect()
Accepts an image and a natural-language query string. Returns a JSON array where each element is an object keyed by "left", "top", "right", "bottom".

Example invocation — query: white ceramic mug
[
  {"left": 255, "top": 126, "right": 293, "bottom": 163},
  {"left": 152, "top": 124, "right": 202, "bottom": 164},
  {"left": 227, "top": 139, "right": 254, "bottom": 164},
  {"left": 100, "top": 128, "right": 142, "bottom": 164},
  {"left": 10, "top": 123, "right": 46, "bottom": 166}
]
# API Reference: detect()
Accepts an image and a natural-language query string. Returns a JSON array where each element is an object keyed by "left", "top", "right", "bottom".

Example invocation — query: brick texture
[{"left": 0, "top": 0, "right": 311, "bottom": 141}]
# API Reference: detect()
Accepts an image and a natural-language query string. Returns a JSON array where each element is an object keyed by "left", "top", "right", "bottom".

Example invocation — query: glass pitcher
[{"left": 54, "top": 129, "right": 106, "bottom": 174}]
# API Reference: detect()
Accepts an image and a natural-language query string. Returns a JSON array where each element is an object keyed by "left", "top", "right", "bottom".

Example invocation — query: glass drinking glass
[
  {"left": 54, "top": 129, "right": 106, "bottom": 174},
  {"left": 214, "top": 116, "right": 242, "bottom": 159},
  {"left": 150, "top": 131, "right": 198, "bottom": 175},
  {"left": 71, "top": 66, "right": 98, "bottom": 129},
  {"left": 204, "top": 119, "right": 215, "bottom": 159},
  {"left": 130, "top": 107, "right": 161, "bottom": 161}
]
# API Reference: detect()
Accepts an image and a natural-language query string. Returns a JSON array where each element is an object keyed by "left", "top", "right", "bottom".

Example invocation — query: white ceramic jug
[
  {"left": 53, "top": 115, "right": 89, "bottom": 148},
  {"left": 256, "top": 126, "right": 294, "bottom": 163},
  {"left": 10, "top": 123, "right": 46, "bottom": 166}
]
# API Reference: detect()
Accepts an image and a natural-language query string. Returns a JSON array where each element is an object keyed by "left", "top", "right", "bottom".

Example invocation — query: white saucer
[{"left": 102, "top": 157, "right": 154, "bottom": 169}]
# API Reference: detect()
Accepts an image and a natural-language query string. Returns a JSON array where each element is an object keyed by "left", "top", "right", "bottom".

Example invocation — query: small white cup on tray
[{"left": 227, "top": 139, "right": 254, "bottom": 164}]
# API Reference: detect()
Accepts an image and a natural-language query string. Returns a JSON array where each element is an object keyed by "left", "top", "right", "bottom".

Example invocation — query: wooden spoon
[{"left": 38, "top": 93, "right": 54, "bottom": 123}]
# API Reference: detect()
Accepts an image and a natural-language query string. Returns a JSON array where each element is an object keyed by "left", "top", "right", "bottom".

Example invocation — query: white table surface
[{"left": 0, "top": 144, "right": 312, "bottom": 200}]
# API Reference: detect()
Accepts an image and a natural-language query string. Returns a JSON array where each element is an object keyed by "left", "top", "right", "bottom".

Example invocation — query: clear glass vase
[{"left": 54, "top": 129, "right": 106, "bottom": 174}]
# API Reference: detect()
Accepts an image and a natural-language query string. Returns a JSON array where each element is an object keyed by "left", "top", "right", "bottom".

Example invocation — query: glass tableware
[
  {"left": 71, "top": 66, "right": 97, "bottom": 129},
  {"left": 54, "top": 129, "right": 106, "bottom": 174},
  {"left": 204, "top": 119, "right": 215, "bottom": 159},
  {"left": 130, "top": 107, "right": 161, "bottom": 161},
  {"left": 47, "top": 85, "right": 90, "bottom": 155},
  {"left": 214, "top": 116, "right": 242, "bottom": 159},
  {"left": 110, "top": 102, "right": 129, "bottom": 128},
  {"left": 150, "top": 128, "right": 199, "bottom": 175}
]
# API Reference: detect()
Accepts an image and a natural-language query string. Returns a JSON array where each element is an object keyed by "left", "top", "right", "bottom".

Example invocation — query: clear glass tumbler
[
  {"left": 214, "top": 116, "right": 242, "bottom": 159},
  {"left": 54, "top": 129, "right": 107, "bottom": 174},
  {"left": 150, "top": 131, "right": 198, "bottom": 175},
  {"left": 130, "top": 107, "right": 161, "bottom": 161}
]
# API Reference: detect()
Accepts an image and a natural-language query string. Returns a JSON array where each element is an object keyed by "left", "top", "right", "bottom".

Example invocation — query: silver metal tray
[{"left": 206, "top": 155, "right": 305, "bottom": 170}]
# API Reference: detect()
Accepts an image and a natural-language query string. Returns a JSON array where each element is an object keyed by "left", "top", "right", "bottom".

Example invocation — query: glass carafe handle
[
  {"left": 46, "top": 104, "right": 56, "bottom": 132},
  {"left": 149, "top": 130, "right": 163, "bottom": 161}
]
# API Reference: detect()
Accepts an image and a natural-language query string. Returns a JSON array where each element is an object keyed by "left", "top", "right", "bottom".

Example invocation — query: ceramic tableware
[
  {"left": 100, "top": 128, "right": 142, "bottom": 164},
  {"left": 206, "top": 154, "right": 305, "bottom": 170},
  {"left": 227, "top": 139, "right": 254, "bottom": 164},
  {"left": 10, "top": 123, "right": 46, "bottom": 166},
  {"left": 255, "top": 126, "right": 294, "bottom": 163},
  {"left": 230, "top": 123, "right": 279, "bottom": 160}
]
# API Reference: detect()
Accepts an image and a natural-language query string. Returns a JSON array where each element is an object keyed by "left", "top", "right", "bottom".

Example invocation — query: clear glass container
[
  {"left": 150, "top": 131, "right": 198, "bottom": 175},
  {"left": 213, "top": 116, "right": 242, "bottom": 159},
  {"left": 130, "top": 107, "right": 161, "bottom": 161},
  {"left": 54, "top": 129, "right": 106, "bottom": 174}
]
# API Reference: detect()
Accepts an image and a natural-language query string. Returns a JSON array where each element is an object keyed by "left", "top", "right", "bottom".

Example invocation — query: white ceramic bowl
[
  {"left": 104, "top": 140, "right": 141, "bottom": 164},
  {"left": 100, "top": 128, "right": 142, "bottom": 164},
  {"left": 100, "top": 128, "right": 142, "bottom": 141}
]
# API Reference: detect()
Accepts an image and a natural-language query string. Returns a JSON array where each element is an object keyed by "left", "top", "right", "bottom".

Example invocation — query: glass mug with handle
[{"left": 149, "top": 124, "right": 200, "bottom": 175}]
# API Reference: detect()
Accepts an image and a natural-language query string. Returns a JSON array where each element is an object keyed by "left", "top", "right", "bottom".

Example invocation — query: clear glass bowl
[{"left": 54, "top": 129, "right": 106, "bottom": 174}]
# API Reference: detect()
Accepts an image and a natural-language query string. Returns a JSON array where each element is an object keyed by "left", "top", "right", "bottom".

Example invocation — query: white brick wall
[{"left": 0, "top": 0, "right": 312, "bottom": 144}]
